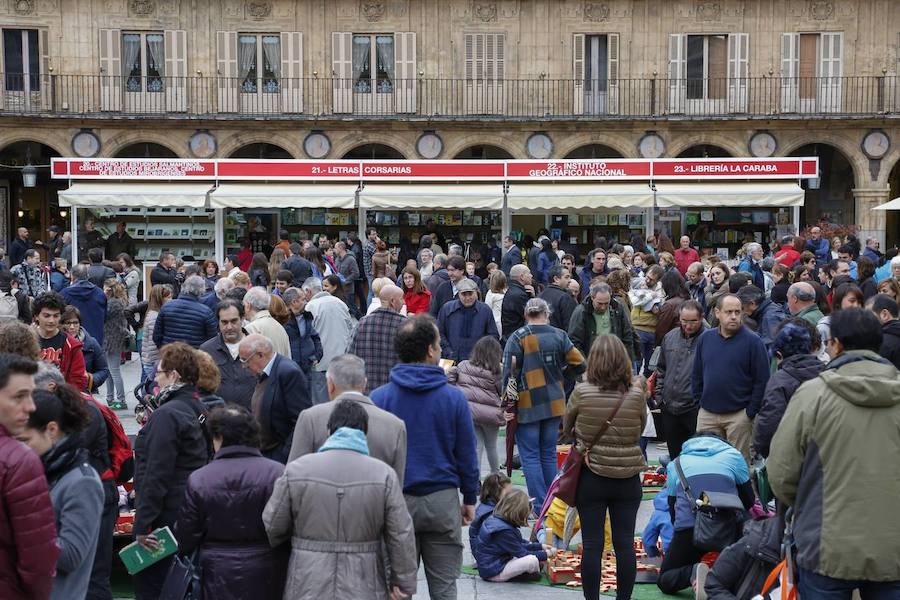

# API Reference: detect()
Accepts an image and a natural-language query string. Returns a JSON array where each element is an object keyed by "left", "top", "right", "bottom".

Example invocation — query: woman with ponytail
[{"left": 18, "top": 384, "right": 104, "bottom": 600}]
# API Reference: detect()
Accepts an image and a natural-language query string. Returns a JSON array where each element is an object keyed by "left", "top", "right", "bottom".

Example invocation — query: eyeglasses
[
  {"left": 239, "top": 351, "right": 260, "bottom": 364},
  {"left": 156, "top": 367, "right": 173, "bottom": 375},
  {"left": 62, "top": 320, "right": 80, "bottom": 326}
]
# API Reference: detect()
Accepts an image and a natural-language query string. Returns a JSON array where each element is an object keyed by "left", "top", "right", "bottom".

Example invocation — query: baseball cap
[{"left": 48, "top": 225, "right": 62, "bottom": 233}]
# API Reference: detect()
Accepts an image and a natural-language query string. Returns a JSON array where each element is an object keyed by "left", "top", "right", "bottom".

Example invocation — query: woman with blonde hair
[
  {"left": 485, "top": 270, "right": 507, "bottom": 333},
  {"left": 563, "top": 335, "right": 647, "bottom": 600},
  {"left": 195, "top": 349, "right": 225, "bottom": 411},
  {"left": 268, "top": 248, "right": 286, "bottom": 286},
  {"left": 103, "top": 279, "right": 131, "bottom": 410},
  {"left": 141, "top": 284, "right": 173, "bottom": 385}
]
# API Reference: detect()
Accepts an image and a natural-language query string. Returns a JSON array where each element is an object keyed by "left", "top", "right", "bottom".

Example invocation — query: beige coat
[
  {"left": 245, "top": 310, "right": 291, "bottom": 358},
  {"left": 263, "top": 447, "right": 417, "bottom": 600},
  {"left": 287, "top": 391, "right": 407, "bottom": 484},
  {"left": 562, "top": 379, "right": 647, "bottom": 478}
]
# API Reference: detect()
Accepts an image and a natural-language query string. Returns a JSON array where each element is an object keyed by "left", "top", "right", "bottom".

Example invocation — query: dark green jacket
[
  {"left": 567, "top": 295, "right": 635, "bottom": 362},
  {"left": 768, "top": 350, "right": 900, "bottom": 581}
]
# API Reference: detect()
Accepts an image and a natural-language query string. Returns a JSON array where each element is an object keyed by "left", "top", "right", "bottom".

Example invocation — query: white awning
[
  {"left": 874, "top": 197, "right": 900, "bottom": 211},
  {"left": 654, "top": 183, "right": 805, "bottom": 208},
  {"left": 507, "top": 184, "right": 654, "bottom": 212},
  {"left": 58, "top": 183, "right": 213, "bottom": 208},
  {"left": 209, "top": 184, "right": 357, "bottom": 209},
  {"left": 358, "top": 184, "right": 504, "bottom": 210}
]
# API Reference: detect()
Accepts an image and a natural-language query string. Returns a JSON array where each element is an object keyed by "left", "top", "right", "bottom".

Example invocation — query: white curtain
[
  {"left": 261, "top": 35, "right": 281, "bottom": 91},
  {"left": 146, "top": 33, "right": 164, "bottom": 91},
  {"left": 352, "top": 35, "right": 370, "bottom": 92},
  {"left": 122, "top": 34, "right": 141, "bottom": 91},
  {"left": 376, "top": 35, "right": 394, "bottom": 93},
  {"left": 238, "top": 35, "right": 257, "bottom": 92}
]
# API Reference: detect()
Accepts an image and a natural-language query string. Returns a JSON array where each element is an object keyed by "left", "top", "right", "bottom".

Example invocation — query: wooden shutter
[
  {"left": 99, "top": 28, "right": 122, "bottom": 111},
  {"left": 818, "top": 31, "right": 842, "bottom": 112},
  {"left": 727, "top": 32, "right": 748, "bottom": 112},
  {"left": 607, "top": 33, "right": 619, "bottom": 114},
  {"left": 780, "top": 32, "right": 799, "bottom": 112},
  {"left": 332, "top": 31, "right": 352, "bottom": 114},
  {"left": 164, "top": 29, "right": 187, "bottom": 112},
  {"left": 216, "top": 31, "right": 238, "bottom": 113},
  {"left": 667, "top": 33, "right": 685, "bottom": 113},
  {"left": 573, "top": 33, "right": 584, "bottom": 114},
  {"left": 394, "top": 31, "right": 416, "bottom": 114},
  {"left": 281, "top": 31, "right": 303, "bottom": 113},
  {"left": 39, "top": 29, "right": 50, "bottom": 110}
]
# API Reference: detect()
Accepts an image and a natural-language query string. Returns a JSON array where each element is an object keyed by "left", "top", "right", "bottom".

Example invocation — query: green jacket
[
  {"left": 768, "top": 350, "right": 900, "bottom": 581},
  {"left": 567, "top": 296, "right": 635, "bottom": 362},
  {"left": 794, "top": 304, "right": 824, "bottom": 328}
]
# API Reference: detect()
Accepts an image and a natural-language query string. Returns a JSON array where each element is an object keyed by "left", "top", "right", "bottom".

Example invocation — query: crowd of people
[{"left": 0, "top": 221, "right": 898, "bottom": 600}]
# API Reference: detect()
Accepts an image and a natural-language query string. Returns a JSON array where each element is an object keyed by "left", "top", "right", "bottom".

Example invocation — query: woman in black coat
[
  {"left": 704, "top": 516, "right": 783, "bottom": 599},
  {"left": 176, "top": 405, "right": 288, "bottom": 600}
]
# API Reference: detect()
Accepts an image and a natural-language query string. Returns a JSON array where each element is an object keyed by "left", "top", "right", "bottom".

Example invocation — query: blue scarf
[{"left": 317, "top": 427, "right": 370, "bottom": 456}]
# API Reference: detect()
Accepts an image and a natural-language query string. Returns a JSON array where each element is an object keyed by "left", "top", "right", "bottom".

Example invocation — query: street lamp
[{"left": 22, "top": 146, "right": 36, "bottom": 188}]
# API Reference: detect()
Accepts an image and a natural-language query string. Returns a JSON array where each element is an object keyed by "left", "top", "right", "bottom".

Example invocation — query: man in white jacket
[{"left": 303, "top": 277, "right": 355, "bottom": 405}]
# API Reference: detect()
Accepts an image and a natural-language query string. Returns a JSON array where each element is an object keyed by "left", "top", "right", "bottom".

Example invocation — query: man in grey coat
[{"left": 288, "top": 354, "right": 407, "bottom": 483}]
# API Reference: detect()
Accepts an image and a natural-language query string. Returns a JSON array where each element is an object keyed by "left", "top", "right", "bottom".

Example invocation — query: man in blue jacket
[
  {"left": 62, "top": 263, "right": 107, "bottom": 345},
  {"left": 691, "top": 294, "right": 770, "bottom": 462},
  {"left": 805, "top": 225, "right": 831, "bottom": 266},
  {"left": 153, "top": 275, "right": 218, "bottom": 349},
  {"left": 371, "top": 314, "right": 479, "bottom": 600},
  {"left": 436, "top": 278, "right": 498, "bottom": 363}
]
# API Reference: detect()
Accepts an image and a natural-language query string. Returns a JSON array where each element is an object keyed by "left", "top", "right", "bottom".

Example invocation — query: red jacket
[
  {"left": 237, "top": 247, "right": 253, "bottom": 272},
  {"left": 674, "top": 247, "right": 701, "bottom": 276},
  {"left": 774, "top": 245, "right": 800, "bottom": 267},
  {"left": 40, "top": 332, "right": 87, "bottom": 392},
  {"left": 404, "top": 289, "right": 432, "bottom": 315},
  {"left": 0, "top": 426, "right": 60, "bottom": 600}
]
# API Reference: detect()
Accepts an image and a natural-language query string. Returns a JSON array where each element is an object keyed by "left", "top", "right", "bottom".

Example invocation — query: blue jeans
[
  {"left": 798, "top": 568, "right": 900, "bottom": 599},
  {"left": 637, "top": 330, "right": 656, "bottom": 377},
  {"left": 140, "top": 361, "right": 156, "bottom": 387},
  {"left": 516, "top": 416, "right": 560, "bottom": 512}
]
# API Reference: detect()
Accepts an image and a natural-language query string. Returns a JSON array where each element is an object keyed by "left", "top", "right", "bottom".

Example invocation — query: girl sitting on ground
[
  {"left": 474, "top": 488, "right": 556, "bottom": 582},
  {"left": 469, "top": 472, "right": 512, "bottom": 560}
]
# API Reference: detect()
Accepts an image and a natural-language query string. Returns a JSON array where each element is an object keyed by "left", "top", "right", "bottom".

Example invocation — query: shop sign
[
  {"left": 652, "top": 158, "right": 818, "bottom": 179},
  {"left": 506, "top": 160, "right": 652, "bottom": 180},
  {"left": 360, "top": 160, "right": 506, "bottom": 180},
  {"left": 52, "top": 158, "right": 216, "bottom": 179},
  {"left": 216, "top": 160, "right": 360, "bottom": 180}
]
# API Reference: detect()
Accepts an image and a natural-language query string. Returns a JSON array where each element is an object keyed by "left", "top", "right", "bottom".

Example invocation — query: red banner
[
  {"left": 53, "top": 158, "right": 216, "bottom": 179},
  {"left": 360, "top": 160, "right": 505, "bottom": 180},
  {"left": 216, "top": 160, "right": 360, "bottom": 180},
  {"left": 506, "top": 160, "right": 652, "bottom": 180},
  {"left": 652, "top": 158, "right": 817, "bottom": 179}
]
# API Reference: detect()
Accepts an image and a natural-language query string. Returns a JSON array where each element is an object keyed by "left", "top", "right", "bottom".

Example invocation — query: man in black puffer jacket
[
  {"left": 704, "top": 515, "right": 783, "bottom": 599},
  {"left": 752, "top": 318, "right": 824, "bottom": 458},
  {"left": 539, "top": 265, "right": 577, "bottom": 331},
  {"left": 153, "top": 275, "right": 218, "bottom": 349}
]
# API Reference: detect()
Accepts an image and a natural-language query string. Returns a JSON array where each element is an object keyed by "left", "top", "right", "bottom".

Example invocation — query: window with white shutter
[
  {"left": 464, "top": 32, "right": 505, "bottom": 114},
  {"left": 573, "top": 33, "right": 619, "bottom": 115},
  {"left": 216, "top": 31, "right": 238, "bottom": 113},
  {"left": 393, "top": 32, "right": 416, "bottom": 114},
  {"left": 99, "top": 28, "right": 122, "bottom": 111},
  {"left": 780, "top": 32, "right": 842, "bottom": 113},
  {"left": 281, "top": 31, "right": 303, "bottom": 114},
  {"left": 164, "top": 29, "right": 187, "bottom": 112}
]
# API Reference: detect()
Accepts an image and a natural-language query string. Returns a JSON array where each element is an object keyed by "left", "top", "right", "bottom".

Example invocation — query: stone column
[{"left": 853, "top": 187, "right": 891, "bottom": 247}]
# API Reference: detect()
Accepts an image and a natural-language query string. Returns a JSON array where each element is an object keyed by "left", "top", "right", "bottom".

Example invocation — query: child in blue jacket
[
  {"left": 469, "top": 473, "right": 511, "bottom": 561},
  {"left": 474, "top": 489, "right": 556, "bottom": 582},
  {"left": 641, "top": 487, "right": 674, "bottom": 558}
]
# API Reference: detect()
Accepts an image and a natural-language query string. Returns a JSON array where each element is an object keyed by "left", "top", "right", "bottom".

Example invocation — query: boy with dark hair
[{"left": 32, "top": 292, "right": 87, "bottom": 391}]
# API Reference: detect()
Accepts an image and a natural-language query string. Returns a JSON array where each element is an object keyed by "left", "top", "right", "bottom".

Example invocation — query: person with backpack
[{"left": 0, "top": 269, "right": 31, "bottom": 324}]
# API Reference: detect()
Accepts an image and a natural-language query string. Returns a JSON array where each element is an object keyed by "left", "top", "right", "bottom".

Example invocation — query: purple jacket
[
  {"left": 176, "top": 445, "right": 288, "bottom": 600},
  {"left": 447, "top": 361, "right": 504, "bottom": 427}
]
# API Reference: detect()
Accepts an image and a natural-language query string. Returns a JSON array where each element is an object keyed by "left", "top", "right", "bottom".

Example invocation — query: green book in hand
[{"left": 118, "top": 526, "right": 179, "bottom": 575}]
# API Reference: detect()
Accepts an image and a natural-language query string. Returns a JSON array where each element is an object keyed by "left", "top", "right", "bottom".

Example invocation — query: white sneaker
[{"left": 693, "top": 563, "right": 710, "bottom": 600}]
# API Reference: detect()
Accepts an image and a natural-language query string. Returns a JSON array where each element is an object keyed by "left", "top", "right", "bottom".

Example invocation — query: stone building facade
[{"left": 0, "top": 0, "right": 898, "bottom": 247}]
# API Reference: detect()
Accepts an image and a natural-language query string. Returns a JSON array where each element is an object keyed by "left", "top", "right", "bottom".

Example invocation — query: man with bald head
[
  {"left": 238, "top": 333, "right": 309, "bottom": 463},
  {"left": 348, "top": 283, "right": 407, "bottom": 393},
  {"left": 9, "top": 226, "right": 32, "bottom": 268},
  {"left": 787, "top": 281, "right": 824, "bottom": 326}
]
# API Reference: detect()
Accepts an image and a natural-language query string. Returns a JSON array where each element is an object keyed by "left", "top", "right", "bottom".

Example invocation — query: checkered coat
[{"left": 349, "top": 308, "right": 406, "bottom": 393}]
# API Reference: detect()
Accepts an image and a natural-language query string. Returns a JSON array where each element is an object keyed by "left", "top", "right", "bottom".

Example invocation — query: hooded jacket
[
  {"left": 568, "top": 294, "right": 636, "bottom": 362},
  {"left": 665, "top": 436, "right": 753, "bottom": 531},
  {"left": 468, "top": 499, "right": 496, "bottom": 559},
  {"left": 76, "top": 328, "right": 109, "bottom": 392},
  {"left": 752, "top": 353, "right": 824, "bottom": 457},
  {"left": 749, "top": 299, "right": 787, "bottom": 354},
  {"left": 447, "top": 361, "right": 504, "bottom": 427},
  {"left": 437, "top": 300, "right": 499, "bottom": 363},
  {"left": 474, "top": 515, "right": 548, "bottom": 580},
  {"left": 0, "top": 425, "right": 59, "bottom": 600},
  {"left": 705, "top": 516, "right": 783, "bottom": 600},
  {"left": 880, "top": 319, "right": 900, "bottom": 370},
  {"left": 42, "top": 437, "right": 104, "bottom": 600},
  {"left": 371, "top": 363, "right": 480, "bottom": 505},
  {"left": 38, "top": 332, "right": 88, "bottom": 392},
  {"left": 768, "top": 350, "right": 900, "bottom": 581},
  {"left": 640, "top": 488, "right": 674, "bottom": 558},
  {"left": 655, "top": 323, "right": 708, "bottom": 415},
  {"left": 62, "top": 281, "right": 107, "bottom": 345}
]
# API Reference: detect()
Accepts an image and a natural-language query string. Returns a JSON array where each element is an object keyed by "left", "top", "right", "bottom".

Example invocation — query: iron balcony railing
[{"left": 3, "top": 73, "right": 899, "bottom": 119}]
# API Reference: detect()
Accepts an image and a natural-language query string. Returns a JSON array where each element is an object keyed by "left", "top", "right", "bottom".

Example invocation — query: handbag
[
  {"left": 555, "top": 391, "right": 627, "bottom": 506},
  {"left": 673, "top": 457, "right": 743, "bottom": 552},
  {"left": 159, "top": 551, "right": 202, "bottom": 600}
]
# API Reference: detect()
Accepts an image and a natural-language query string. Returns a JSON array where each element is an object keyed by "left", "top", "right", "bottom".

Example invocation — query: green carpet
[{"left": 461, "top": 565, "right": 692, "bottom": 598}]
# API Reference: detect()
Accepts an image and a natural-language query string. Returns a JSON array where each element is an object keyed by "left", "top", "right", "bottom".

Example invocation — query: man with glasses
[
  {"left": 238, "top": 333, "right": 309, "bottom": 464},
  {"left": 199, "top": 300, "right": 257, "bottom": 409},
  {"left": 805, "top": 225, "right": 831, "bottom": 266},
  {"left": 653, "top": 301, "right": 707, "bottom": 458}
]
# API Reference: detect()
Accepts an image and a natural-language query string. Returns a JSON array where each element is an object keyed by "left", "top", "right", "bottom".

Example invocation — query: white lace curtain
[
  {"left": 352, "top": 35, "right": 371, "bottom": 92},
  {"left": 261, "top": 35, "right": 281, "bottom": 92},
  {"left": 238, "top": 35, "right": 257, "bottom": 92},
  {"left": 375, "top": 35, "right": 394, "bottom": 93},
  {"left": 122, "top": 34, "right": 141, "bottom": 91}
]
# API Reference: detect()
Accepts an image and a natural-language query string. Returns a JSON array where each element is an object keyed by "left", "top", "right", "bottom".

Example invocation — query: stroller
[{"left": 132, "top": 378, "right": 160, "bottom": 426}]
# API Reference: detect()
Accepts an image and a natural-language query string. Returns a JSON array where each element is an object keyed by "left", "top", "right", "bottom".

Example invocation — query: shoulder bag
[
  {"left": 673, "top": 457, "right": 744, "bottom": 552},
  {"left": 555, "top": 390, "right": 627, "bottom": 506},
  {"left": 159, "top": 550, "right": 202, "bottom": 600}
]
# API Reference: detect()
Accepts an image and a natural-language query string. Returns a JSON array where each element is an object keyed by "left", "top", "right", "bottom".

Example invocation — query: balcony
[{"left": 2, "top": 73, "right": 899, "bottom": 121}]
